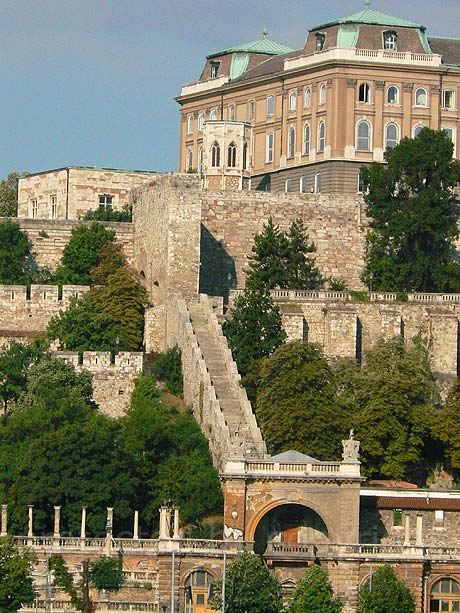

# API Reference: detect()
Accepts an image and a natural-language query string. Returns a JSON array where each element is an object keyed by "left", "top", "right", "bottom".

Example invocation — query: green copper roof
[
  {"left": 312, "top": 8, "right": 423, "bottom": 31},
  {"left": 208, "top": 37, "right": 294, "bottom": 59}
]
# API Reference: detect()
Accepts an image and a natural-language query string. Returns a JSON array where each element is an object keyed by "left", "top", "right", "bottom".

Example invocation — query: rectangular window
[
  {"left": 228, "top": 104, "right": 235, "bottom": 121},
  {"left": 248, "top": 100, "right": 255, "bottom": 121},
  {"left": 266, "top": 95, "right": 275, "bottom": 116},
  {"left": 99, "top": 194, "right": 113, "bottom": 206},
  {"left": 443, "top": 89, "right": 455, "bottom": 109},
  {"left": 50, "top": 194, "right": 57, "bottom": 219},
  {"left": 285, "top": 178, "right": 292, "bottom": 192},
  {"left": 31, "top": 198, "right": 38, "bottom": 218},
  {"left": 266, "top": 132, "right": 274, "bottom": 163},
  {"left": 210, "top": 61, "right": 220, "bottom": 78},
  {"left": 434, "top": 509, "right": 444, "bottom": 527},
  {"left": 300, "top": 176, "right": 307, "bottom": 193},
  {"left": 314, "top": 173, "right": 321, "bottom": 193}
]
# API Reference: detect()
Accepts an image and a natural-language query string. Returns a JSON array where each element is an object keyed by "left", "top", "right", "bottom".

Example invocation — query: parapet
[{"left": 0, "top": 284, "right": 90, "bottom": 307}]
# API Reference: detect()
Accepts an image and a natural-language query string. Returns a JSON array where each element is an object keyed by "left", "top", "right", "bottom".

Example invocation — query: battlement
[
  {"left": 51, "top": 350, "right": 144, "bottom": 371},
  {"left": 0, "top": 284, "right": 89, "bottom": 307}
]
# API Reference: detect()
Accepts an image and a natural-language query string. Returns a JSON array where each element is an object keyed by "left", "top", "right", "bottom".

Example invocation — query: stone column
[
  {"left": 28, "top": 505, "right": 34, "bottom": 537},
  {"left": 159, "top": 506, "right": 169, "bottom": 539},
  {"left": 173, "top": 507, "right": 180, "bottom": 539},
  {"left": 1, "top": 504, "right": 7, "bottom": 537},
  {"left": 80, "top": 507, "right": 87, "bottom": 539},
  {"left": 416, "top": 514, "right": 423, "bottom": 547},
  {"left": 133, "top": 510, "right": 139, "bottom": 540},
  {"left": 54, "top": 506, "right": 61, "bottom": 538},
  {"left": 404, "top": 514, "right": 411, "bottom": 546}
]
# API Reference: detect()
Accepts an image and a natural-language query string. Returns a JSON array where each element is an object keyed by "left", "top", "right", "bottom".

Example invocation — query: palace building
[{"left": 176, "top": 4, "right": 460, "bottom": 193}]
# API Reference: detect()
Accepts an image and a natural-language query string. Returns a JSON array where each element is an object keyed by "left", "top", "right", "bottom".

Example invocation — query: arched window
[
  {"left": 430, "top": 578, "right": 460, "bottom": 612},
  {"left": 211, "top": 142, "right": 220, "bottom": 167},
  {"left": 443, "top": 127, "right": 454, "bottom": 141},
  {"left": 227, "top": 142, "right": 237, "bottom": 167},
  {"left": 288, "top": 126, "right": 296, "bottom": 158},
  {"left": 304, "top": 87, "right": 311, "bottom": 108},
  {"left": 415, "top": 87, "right": 427, "bottom": 107},
  {"left": 288, "top": 91, "right": 297, "bottom": 112},
  {"left": 285, "top": 178, "right": 292, "bottom": 193},
  {"left": 228, "top": 104, "right": 235, "bottom": 121},
  {"left": 387, "top": 85, "right": 399, "bottom": 105},
  {"left": 187, "top": 115, "right": 193, "bottom": 134},
  {"left": 356, "top": 120, "right": 371, "bottom": 151},
  {"left": 210, "top": 109, "right": 217, "bottom": 120},
  {"left": 198, "top": 148, "right": 204, "bottom": 176},
  {"left": 303, "top": 123, "right": 310, "bottom": 155},
  {"left": 186, "top": 149, "right": 193, "bottom": 171},
  {"left": 414, "top": 124, "right": 424, "bottom": 138},
  {"left": 185, "top": 570, "right": 215, "bottom": 613},
  {"left": 359, "top": 83, "right": 371, "bottom": 103},
  {"left": 319, "top": 83, "right": 326, "bottom": 105},
  {"left": 198, "top": 112, "right": 204, "bottom": 131},
  {"left": 300, "top": 176, "right": 308, "bottom": 193},
  {"left": 314, "top": 173, "right": 321, "bottom": 193},
  {"left": 385, "top": 123, "right": 399, "bottom": 149},
  {"left": 318, "top": 121, "right": 325, "bottom": 152}
]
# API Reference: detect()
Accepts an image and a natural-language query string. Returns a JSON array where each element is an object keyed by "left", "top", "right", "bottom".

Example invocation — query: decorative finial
[
  {"left": 262, "top": 27, "right": 268, "bottom": 38},
  {"left": 364, "top": 0, "right": 371, "bottom": 6}
]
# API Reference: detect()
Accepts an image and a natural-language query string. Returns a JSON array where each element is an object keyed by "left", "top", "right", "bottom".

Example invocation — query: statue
[{"left": 342, "top": 429, "right": 360, "bottom": 462}]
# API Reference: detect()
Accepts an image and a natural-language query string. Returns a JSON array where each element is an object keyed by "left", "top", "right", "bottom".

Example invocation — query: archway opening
[{"left": 253, "top": 503, "right": 329, "bottom": 554}]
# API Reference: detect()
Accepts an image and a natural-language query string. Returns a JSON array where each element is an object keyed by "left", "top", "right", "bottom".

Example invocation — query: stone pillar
[
  {"left": 416, "top": 515, "right": 423, "bottom": 546},
  {"left": 404, "top": 514, "right": 411, "bottom": 546},
  {"left": 133, "top": 510, "right": 139, "bottom": 540},
  {"left": 1, "top": 504, "right": 7, "bottom": 537},
  {"left": 173, "top": 507, "right": 180, "bottom": 539},
  {"left": 106, "top": 507, "right": 113, "bottom": 536},
  {"left": 80, "top": 507, "right": 87, "bottom": 539},
  {"left": 159, "top": 506, "right": 169, "bottom": 539},
  {"left": 28, "top": 505, "right": 34, "bottom": 537},
  {"left": 54, "top": 506, "right": 61, "bottom": 538}
]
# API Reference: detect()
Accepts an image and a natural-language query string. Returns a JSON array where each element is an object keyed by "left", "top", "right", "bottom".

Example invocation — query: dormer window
[
  {"left": 210, "top": 61, "right": 220, "bottom": 78},
  {"left": 316, "top": 33, "right": 325, "bottom": 51},
  {"left": 383, "top": 30, "right": 397, "bottom": 51}
]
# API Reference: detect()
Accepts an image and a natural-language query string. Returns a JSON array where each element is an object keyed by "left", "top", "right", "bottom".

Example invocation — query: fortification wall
[
  {"left": 51, "top": 351, "right": 143, "bottom": 418},
  {"left": 0, "top": 284, "right": 90, "bottom": 349},
  {"left": 134, "top": 174, "right": 202, "bottom": 351},
  {"left": 8, "top": 218, "right": 134, "bottom": 269},
  {"left": 200, "top": 190, "right": 367, "bottom": 298}
]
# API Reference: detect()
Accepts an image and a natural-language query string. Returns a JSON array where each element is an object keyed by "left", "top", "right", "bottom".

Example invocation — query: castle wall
[{"left": 18, "top": 167, "right": 155, "bottom": 220}]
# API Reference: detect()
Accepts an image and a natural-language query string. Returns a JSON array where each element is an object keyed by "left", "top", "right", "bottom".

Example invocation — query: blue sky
[{"left": 1, "top": 0, "right": 459, "bottom": 177}]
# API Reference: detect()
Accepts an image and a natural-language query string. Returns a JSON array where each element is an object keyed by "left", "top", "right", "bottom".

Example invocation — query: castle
[{"left": 4, "top": 4, "right": 460, "bottom": 613}]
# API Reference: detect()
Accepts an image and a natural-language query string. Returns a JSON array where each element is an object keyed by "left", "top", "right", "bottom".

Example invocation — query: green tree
[
  {"left": 0, "top": 220, "right": 34, "bottom": 284},
  {"left": 49, "top": 555, "right": 94, "bottom": 613},
  {"left": 56, "top": 222, "right": 116, "bottom": 285},
  {"left": 255, "top": 341, "right": 348, "bottom": 459},
  {"left": 285, "top": 218, "right": 324, "bottom": 289},
  {"left": 211, "top": 551, "right": 283, "bottom": 613},
  {"left": 0, "top": 172, "right": 29, "bottom": 217},
  {"left": 361, "top": 128, "right": 460, "bottom": 292},
  {"left": 357, "top": 565, "right": 415, "bottom": 613},
  {"left": 222, "top": 289, "right": 286, "bottom": 376},
  {"left": 152, "top": 346, "right": 184, "bottom": 397},
  {"left": 83, "top": 203, "right": 132, "bottom": 223},
  {"left": 246, "top": 217, "right": 289, "bottom": 290},
  {"left": 90, "top": 556, "right": 123, "bottom": 592},
  {"left": 434, "top": 380, "right": 460, "bottom": 472},
  {"left": 0, "top": 535, "right": 36, "bottom": 612},
  {"left": 347, "top": 337, "right": 439, "bottom": 482},
  {"left": 288, "top": 565, "right": 343, "bottom": 613}
]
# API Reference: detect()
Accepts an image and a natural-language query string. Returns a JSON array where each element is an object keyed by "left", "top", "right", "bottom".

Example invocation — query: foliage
[
  {"left": 328, "top": 276, "right": 347, "bottom": 291},
  {"left": 0, "top": 219, "right": 34, "bottom": 284},
  {"left": 152, "top": 346, "right": 184, "bottom": 397},
  {"left": 49, "top": 555, "right": 95, "bottom": 613},
  {"left": 90, "top": 242, "right": 126, "bottom": 286},
  {"left": 55, "top": 222, "right": 116, "bottom": 285},
  {"left": 83, "top": 204, "right": 132, "bottom": 222},
  {"left": 288, "top": 565, "right": 343, "bottom": 613},
  {"left": 339, "top": 336, "right": 439, "bottom": 482},
  {"left": 357, "top": 565, "right": 415, "bottom": 613},
  {"left": 0, "top": 535, "right": 36, "bottom": 612},
  {"left": 255, "top": 341, "right": 349, "bottom": 459},
  {"left": 361, "top": 128, "right": 460, "bottom": 292},
  {"left": 222, "top": 289, "right": 286, "bottom": 376},
  {"left": 211, "top": 551, "right": 283, "bottom": 613},
  {"left": 349, "top": 290, "right": 370, "bottom": 302},
  {"left": 90, "top": 556, "right": 123, "bottom": 592},
  {"left": 0, "top": 171, "right": 29, "bottom": 217},
  {"left": 434, "top": 381, "right": 460, "bottom": 471},
  {"left": 246, "top": 217, "right": 323, "bottom": 291}
]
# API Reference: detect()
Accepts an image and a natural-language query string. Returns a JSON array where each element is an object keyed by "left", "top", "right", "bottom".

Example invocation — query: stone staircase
[{"left": 187, "top": 296, "right": 266, "bottom": 459}]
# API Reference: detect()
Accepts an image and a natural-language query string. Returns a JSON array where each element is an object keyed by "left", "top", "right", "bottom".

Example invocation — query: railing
[{"left": 22, "top": 601, "right": 157, "bottom": 612}]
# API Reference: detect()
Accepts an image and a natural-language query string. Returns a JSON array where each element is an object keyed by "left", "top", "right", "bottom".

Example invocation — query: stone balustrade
[
  {"left": 22, "top": 601, "right": 157, "bottom": 612},
  {"left": 224, "top": 458, "right": 361, "bottom": 479}
]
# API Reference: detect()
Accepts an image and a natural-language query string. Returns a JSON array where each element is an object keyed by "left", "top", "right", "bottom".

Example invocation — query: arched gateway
[{"left": 221, "top": 436, "right": 363, "bottom": 550}]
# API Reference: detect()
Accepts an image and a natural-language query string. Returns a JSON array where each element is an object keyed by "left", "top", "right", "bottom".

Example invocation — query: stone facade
[{"left": 17, "top": 167, "right": 156, "bottom": 220}]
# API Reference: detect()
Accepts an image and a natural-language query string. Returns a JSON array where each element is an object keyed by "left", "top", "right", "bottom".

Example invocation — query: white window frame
[
  {"left": 443, "top": 89, "right": 456, "bottom": 110},
  {"left": 442, "top": 126, "right": 456, "bottom": 155},
  {"left": 356, "top": 120, "right": 371, "bottom": 151},
  {"left": 383, "top": 30, "right": 397, "bottom": 51},
  {"left": 98, "top": 194, "right": 113, "bottom": 206},
  {"left": 187, "top": 115, "right": 193, "bottom": 134},
  {"left": 385, "top": 122, "right": 399, "bottom": 149},
  {"left": 228, "top": 104, "right": 235, "bottom": 121},
  {"left": 210, "top": 61, "right": 220, "bottom": 78},
  {"left": 209, "top": 109, "right": 217, "bottom": 120},
  {"left": 319, "top": 83, "right": 326, "bottom": 105},
  {"left": 31, "top": 198, "right": 38, "bottom": 218},
  {"left": 227, "top": 142, "right": 237, "bottom": 168},
  {"left": 304, "top": 87, "right": 311, "bottom": 108},
  {"left": 266, "top": 95, "right": 275, "bottom": 116},
  {"left": 248, "top": 100, "right": 255, "bottom": 121},
  {"left": 285, "top": 178, "right": 292, "bottom": 193},
  {"left": 50, "top": 194, "right": 58, "bottom": 219},
  {"left": 358, "top": 83, "right": 371, "bottom": 103},
  {"left": 413, "top": 124, "right": 424, "bottom": 138},
  {"left": 288, "top": 90, "right": 297, "bottom": 112},
  {"left": 300, "top": 176, "right": 308, "bottom": 193},
  {"left": 303, "top": 123, "right": 310, "bottom": 155},
  {"left": 211, "top": 142, "right": 220, "bottom": 167},
  {"left": 186, "top": 149, "right": 193, "bottom": 171},
  {"left": 198, "top": 112, "right": 204, "bottom": 131},
  {"left": 288, "top": 126, "right": 296, "bottom": 159},
  {"left": 314, "top": 173, "right": 321, "bottom": 193},
  {"left": 387, "top": 85, "right": 400, "bottom": 105},
  {"left": 318, "top": 120, "right": 325, "bottom": 153},
  {"left": 415, "top": 87, "right": 428, "bottom": 107},
  {"left": 266, "top": 132, "right": 274, "bottom": 163}
]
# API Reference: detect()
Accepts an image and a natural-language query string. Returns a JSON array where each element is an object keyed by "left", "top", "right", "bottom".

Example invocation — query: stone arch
[{"left": 246, "top": 497, "right": 334, "bottom": 543}]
